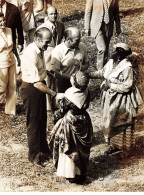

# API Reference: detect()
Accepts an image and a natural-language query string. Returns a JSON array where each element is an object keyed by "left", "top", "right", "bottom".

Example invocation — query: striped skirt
[{"left": 110, "top": 126, "right": 135, "bottom": 151}]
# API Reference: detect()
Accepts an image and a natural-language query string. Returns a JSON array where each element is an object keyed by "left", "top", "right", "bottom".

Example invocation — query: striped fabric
[
  {"left": 103, "top": 0, "right": 109, "bottom": 24},
  {"left": 110, "top": 127, "right": 135, "bottom": 151}
]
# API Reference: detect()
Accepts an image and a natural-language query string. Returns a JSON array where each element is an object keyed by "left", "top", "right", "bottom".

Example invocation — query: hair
[
  {"left": 72, "top": 71, "right": 89, "bottom": 91},
  {"left": 47, "top": 6, "right": 57, "bottom": 14},
  {"left": 0, "top": 12, "right": 4, "bottom": 17},
  {"left": 34, "top": 27, "right": 52, "bottom": 39},
  {"left": 64, "top": 27, "right": 80, "bottom": 40}
]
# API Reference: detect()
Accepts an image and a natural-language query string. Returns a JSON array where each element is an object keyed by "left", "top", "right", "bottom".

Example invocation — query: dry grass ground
[{"left": 0, "top": 0, "right": 144, "bottom": 192}]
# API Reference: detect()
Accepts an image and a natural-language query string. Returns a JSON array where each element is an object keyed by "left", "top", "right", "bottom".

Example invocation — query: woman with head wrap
[
  {"left": 49, "top": 71, "right": 93, "bottom": 184},
  {"left": 89, "top": 43, "right": 142, "bottom": 156}
]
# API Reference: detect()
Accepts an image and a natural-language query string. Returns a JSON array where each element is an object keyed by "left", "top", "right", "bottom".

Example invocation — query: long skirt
[
  {"left": 49, "top": 110, "right": 93, "bottom": 178},
  {"left": 110, "top": 126, "right": 135, "bottom": 154}
]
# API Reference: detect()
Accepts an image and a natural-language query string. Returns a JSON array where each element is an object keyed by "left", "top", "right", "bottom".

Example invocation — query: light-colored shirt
[
  {"left": 51, "top": 42, "right": 88, "bottom": 77},
  {"left": 1, "top": 2, "right": 6, "bottom": 16},
  {"left": 0, "top": 28, "right": 16, "bottom": 68},
  {"left": 21, "top": 42, "right": 46, "bottom": 83}
]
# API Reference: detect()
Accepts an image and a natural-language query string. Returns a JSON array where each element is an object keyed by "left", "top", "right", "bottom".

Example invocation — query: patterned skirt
[{"left": 110, "top": 126, "right": 135, "bottom": 152}]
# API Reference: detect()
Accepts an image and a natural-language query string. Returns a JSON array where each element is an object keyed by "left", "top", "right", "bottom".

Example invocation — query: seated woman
[
  {"left": 0, "top": 12, "right": 16, "bottom": 115},
  {"left": 89, "top": 43, "right": 142, "bottom": 156},
  {"left": 49, "top": 71, "right": 93, "bottom": 184}
]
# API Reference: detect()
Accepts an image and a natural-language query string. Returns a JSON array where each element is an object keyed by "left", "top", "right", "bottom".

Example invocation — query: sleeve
[
  {"left": 110, "top": 67, "right": 133, "bottom": 93},
  {"left": 53, "top": 97, "right": 70, "bottom": 124},
  {"left": 114, "top": 0, "right": 121, "bottom": 33},
  {"left": 84, "top": 0, "right": 93, "bottom": 30},
  {"left": 15, "top": 6, "right": 24, "bottom": 45}
]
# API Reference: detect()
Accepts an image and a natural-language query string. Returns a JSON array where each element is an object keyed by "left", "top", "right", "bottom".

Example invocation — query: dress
[
  {"left": 92, "top": 58, "right": 142, "bottom": 152},
  {"left": 49, "top": 87, "right": 93, "bottom": 178}
]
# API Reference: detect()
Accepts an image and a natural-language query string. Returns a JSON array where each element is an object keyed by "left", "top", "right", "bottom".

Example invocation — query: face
[
  {"left": 0, "top": 16, "right": 6, "bottom": 29},
  {"left": 37, "top": 33, "right": 52, "bottom": 51},
  {"left": 68, "top": 36, "right": 80, "bottom": 49},
  {"left": 116, "top": 47, "right": 126, "bottom": 60},
  {"left": 48, "top": 7, "right": 58, "bottom": 23}
]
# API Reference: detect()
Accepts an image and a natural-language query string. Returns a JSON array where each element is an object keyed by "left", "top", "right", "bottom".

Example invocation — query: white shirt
[
  {"left": 21, "top": 42, "right": 47, "bottom": 83},
  {"left": 1, "top": 2, "right": 6, "bottom": 16}
]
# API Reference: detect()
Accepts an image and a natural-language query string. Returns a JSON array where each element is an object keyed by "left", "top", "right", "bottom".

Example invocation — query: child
[{"left": 49, "top": 71, "right": 93, "bottom": 184}]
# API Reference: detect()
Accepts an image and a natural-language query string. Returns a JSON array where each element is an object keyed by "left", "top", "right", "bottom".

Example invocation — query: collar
[
  {"left": 32, "top": 42, "right": 41, "bottom": 54},
  {"left": 63, "top": 42, "right": 79, "bottom": 55}
]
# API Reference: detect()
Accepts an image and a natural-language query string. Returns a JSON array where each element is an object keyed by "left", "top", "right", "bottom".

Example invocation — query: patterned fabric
[
  {"left": 110, "top": 126, "right": 135, "bottom": 151},
  {"left": 103, "top": 0, "right": 109, "bottom": 24},
  {"left": 49, "top": 95, "right": 93, "bottom": 178}
]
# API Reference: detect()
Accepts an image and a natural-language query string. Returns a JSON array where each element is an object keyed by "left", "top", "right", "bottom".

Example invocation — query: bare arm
[{"left": 33, "top": 81, "right": 56, "bottom": 96}]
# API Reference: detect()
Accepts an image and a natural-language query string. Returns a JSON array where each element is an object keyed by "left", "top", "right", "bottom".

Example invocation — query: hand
[
  {"left": 84, "top": 29, "right": 90, "bottom": 36},
  {"left": 101, "top": 82, "right": 110, "bottom": 91},
  {"left": 17, "top": 57, "right": 21, "bottom": 67},
  {"left": 116, "top": 28, "right": 121, "bottom": 35},
  {"left": 17, "top": 45, "right": 23, "bottom": 53}
]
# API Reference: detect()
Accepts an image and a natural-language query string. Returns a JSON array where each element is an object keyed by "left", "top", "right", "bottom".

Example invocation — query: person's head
[
  {"left": 113, "top": 43, "right": 132, "bottom": 60},
  {"left": 0, "top": 0, "right": 5, "bottom": 6},
  {"left": 34, "top": 27, "right": 52, "bottom": 51},
  {"left": 47, "top": 6, "right": 58, "bottom": 23},
  {"left": 0, "top": 12, "right": 6, "bottom": 30},
  {"left": 70, "top": 71, "right": 89, "bottom": 91},
  {"left": 64, "top": 27, "right": 81, "bottom": 49}
]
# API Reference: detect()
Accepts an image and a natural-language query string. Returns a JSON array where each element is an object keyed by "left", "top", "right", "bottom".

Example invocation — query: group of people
[{"left": 0, "top": 0, "right": 142, "bottom": 184}]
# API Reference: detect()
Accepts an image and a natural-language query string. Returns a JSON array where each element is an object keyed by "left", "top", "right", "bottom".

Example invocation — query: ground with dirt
[{"left": 0, "top": 0, "right": 144, "bottom": 192}]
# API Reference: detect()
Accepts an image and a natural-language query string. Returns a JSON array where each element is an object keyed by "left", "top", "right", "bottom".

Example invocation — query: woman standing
[
  {"left": 89, "top": 43, "right": 142, "bottom": 156},
  {"left": 0, "top": 12, "right": 16, "bottom": 115},
  {"left": 49, "top": 71, "right": 93, "bottom": 184}
]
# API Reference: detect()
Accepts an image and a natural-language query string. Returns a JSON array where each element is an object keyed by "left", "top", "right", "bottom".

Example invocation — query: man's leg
[
  {"left": 95, "top": 29, "right": 106, "bottom": 70},
  {"left": 5, "top": 64, "right": 16, "bottom": 115},
  {"left": 0, "top": 68, "right": 8, "bottom": 104},
  {"left": 20, "top": 83, "right": 43, "bottom": 163}
]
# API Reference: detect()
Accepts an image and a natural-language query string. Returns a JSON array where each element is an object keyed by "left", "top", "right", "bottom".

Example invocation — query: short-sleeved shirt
[
  {"left": 21, "top": 42, "right": 46, "bottom": 83},
  {"left": 51, "top": 42, "right": 88, "bottom": 77}
]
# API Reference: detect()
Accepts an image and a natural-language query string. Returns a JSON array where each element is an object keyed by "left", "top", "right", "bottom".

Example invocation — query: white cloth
[
  {"left": 57, "top": 152, "right": 80, "bottom": 178},
  {"left": 21, "top": 42, "right": 47, "bottom": 83},
  {"left": 64, "top": 87, "right": 88, "bottom": 109}
]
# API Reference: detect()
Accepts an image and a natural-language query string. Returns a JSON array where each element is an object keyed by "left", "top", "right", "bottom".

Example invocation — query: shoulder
[
  {"left": 79, "top": 42, "right": 87, "bottom": 50},
  {"left": 5, "top": 27, "right": 12, "bottom": 33},
  {"left": 53, "top": 43, "right": 63, "bottom": 52},
  {"left": 56, "top": 21, "right": 64, "bottom": 27}
]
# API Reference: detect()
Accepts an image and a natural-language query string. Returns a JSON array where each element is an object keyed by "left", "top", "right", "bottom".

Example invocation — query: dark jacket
[{"left": 5, "top": 2, "right": 24, "bottom": 45}]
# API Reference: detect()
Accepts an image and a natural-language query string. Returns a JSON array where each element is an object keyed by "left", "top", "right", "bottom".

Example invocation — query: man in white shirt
[
  {"left": 50, "top": 27, "right": 89, "bottom": 93},
  {"left": 20, "top": 27, "right": 56, "bottom": 166}
]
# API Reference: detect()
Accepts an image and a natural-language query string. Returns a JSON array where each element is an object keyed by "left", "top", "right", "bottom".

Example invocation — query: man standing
[
  {"left": 84, "top": 0, "right": 121, "bottom": 70},
  {"left": 38, "top": 6, "right": 65, "bottom": 111},
  {"left": 50, "top": 27, "right": 89, "bottom": 93},
  {"left": 0, "top": 0, "right": 24, "bottom": 53},
  {"left": 20, "top": 27, "right": 56, "bottom": 166}
]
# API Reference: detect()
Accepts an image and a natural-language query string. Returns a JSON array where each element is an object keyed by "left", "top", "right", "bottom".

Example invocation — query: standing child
[{"left": 49, "top": 71, "right": 93, "bottom": 184}]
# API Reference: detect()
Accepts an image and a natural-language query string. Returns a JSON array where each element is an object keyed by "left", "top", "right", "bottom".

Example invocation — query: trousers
[
  {"left": 0, "top": 64, "right": 16, "bottom": 115},
  {"left": 20, "top": 81, "right": 50, "bottom": 162},
  {"left": 95, "top": 22, "right": 111, "bottom": 70}
]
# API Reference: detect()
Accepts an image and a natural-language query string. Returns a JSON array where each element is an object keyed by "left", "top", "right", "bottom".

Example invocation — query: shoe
[{"left": 106, "top": 146, "right": 120, "bottom": 155}]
